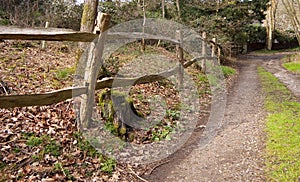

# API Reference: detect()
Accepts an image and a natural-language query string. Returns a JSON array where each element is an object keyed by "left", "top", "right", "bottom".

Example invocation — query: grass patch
[
  {"left": 54, "top": 67, "right": 75, "bottom": 80},
  {"left": 253, "top": 47, "right": 300, "bottom": 54},
  {"left": 283, "top": 62, "right": 300, "bottom": 74},
  {"left": 221, "top": 65, "right": 236, "bottom": 78},
  {"left": 253, "top": 49, "right": 283, "bottom": 54},
  {"left": 258, "top": 67, "right": 300, "bottom": 181}
]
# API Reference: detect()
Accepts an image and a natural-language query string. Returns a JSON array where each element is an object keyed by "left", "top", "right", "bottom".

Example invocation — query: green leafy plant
[
  {"left": 166, "top": 109, "right": 180, "bottom": 120},
  {"left": 53, "top": 162, "right": 63, "bottom": 172},
  {"left": 26, "top": 136, "right": 43, "bottom": 147},
  {"left": 45, "top": 140, "right": 62, "bottom": 157},
  {"left": 101, "top": 158, "right": 116, "bottom": 174},
  {"left": 151, "top": 125, "right": 174, "bottom": 141},
  {"left": 73, "top": 132, "right": 101, "bottom": 157},
  {"left": 13, "top": 147, "right": 21, "bottom": 153},
  {"left": 104, "top": 121, "right": 118, "bottom": 135},
  {"left": 0, "top": 162, "right": 6, "bottom": 170},
  {"left": 52, "top": 163, "right": 75, "bottom": 180}
]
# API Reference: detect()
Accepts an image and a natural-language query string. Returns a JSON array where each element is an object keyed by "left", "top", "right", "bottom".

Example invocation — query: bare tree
[
  {"left": 141, "top": 0, "right": 146, "bottom": 51},
  {"left": 176, "top": 0, "right": 181, "bottom": 20},
  {"left": 282, "top": 0, "right": 300, "bottom": 45},
  {"left": 162, "top": 0, "right": 165, "bottom": 19},
  {"left": 77, "top": 0, "right": 99, "bottom": 79},
  {"left": 266, "top": 0, "right": 278, "bottom": 50},
  {"left": 80, "top": 0, "right": 98, "bottom": 34}
]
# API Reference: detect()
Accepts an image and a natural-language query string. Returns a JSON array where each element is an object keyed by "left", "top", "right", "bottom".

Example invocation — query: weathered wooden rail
[
  {"left": 0, "top": 57, "right": 211, "bottom": 109},
  {"left": 0, "top": 26, "right": 180, "bottom": 44}
]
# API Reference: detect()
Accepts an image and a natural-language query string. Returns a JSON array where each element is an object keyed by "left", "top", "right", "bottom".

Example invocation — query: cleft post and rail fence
[{"left": 0, "top": 14, "right": 223, "bottom": 118}]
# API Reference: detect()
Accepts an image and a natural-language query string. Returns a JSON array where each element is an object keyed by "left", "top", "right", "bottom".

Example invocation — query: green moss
[
  {"left": 108, "top": 100, "right": 114, "bottom": 122},
  {"left": 81, "top": 3, "right": 91, "bottom": 26}
]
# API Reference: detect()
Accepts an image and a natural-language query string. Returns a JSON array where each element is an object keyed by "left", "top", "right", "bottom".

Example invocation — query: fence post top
[{"left": 94, "top": 13, "right": 111, "bottom": 34}]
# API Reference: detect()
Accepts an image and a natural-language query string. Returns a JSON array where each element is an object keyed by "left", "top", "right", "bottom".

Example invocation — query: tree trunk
[
  {"left": 77, "top": 0, "right": 99, "bottom": 77},
  {"left": 162, "top": 0, "right": 165, "bottom": 19},
  {"left": 77, "top": 0, "right": 101, "bottom": 130},
  {"left": 141, "top": 0, "right": 146, "bottom": 51},
  {"left": 79, "top": 0, "right": 98, "bottom": 50},
  {"left": 176, "top": 0, "right": 181, "bottom": 20},
  {"left": 266, "top": 0, "right": 278, "bottom": 50}
]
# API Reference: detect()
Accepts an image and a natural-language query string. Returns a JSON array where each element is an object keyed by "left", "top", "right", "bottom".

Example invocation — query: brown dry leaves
[{"left": 0, "top": 41, "right": 139, "bottom": 181}]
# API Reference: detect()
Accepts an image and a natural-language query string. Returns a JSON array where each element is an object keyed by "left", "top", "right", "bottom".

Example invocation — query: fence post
[
  {"left": 80, "top": 13, "right": 111, "bottom": 130},
  {"left": 211, "top": 37, "right": 216, "bottom": 57},
  {"left": 229, "top": 43, "right": 232, "bottom": 58},
  {"left": 41, "top": 21, "right": 49, "bottom": 50},
  {"left": 211, "top": 37, "right": 221, "bottom": 65},
  {"left": 201, "top": 32, "right": 207, "bottom": 72},
  {"left": 176, "top": 30, "right": 184, "bottom": 90},
  {"left": 217, "top": 44, "right": 221, "bottom": 64},
  {"left": 93, "top": 13, "right": 102, "bottom": 34}
]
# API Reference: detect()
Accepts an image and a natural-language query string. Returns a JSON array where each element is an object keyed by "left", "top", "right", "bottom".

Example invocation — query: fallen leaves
[
  {"left": 0, "top": 41, "right": 142, "bottom": 181},
  {"left": 0, "top": 40, "right": 217, "bottom": 181}
]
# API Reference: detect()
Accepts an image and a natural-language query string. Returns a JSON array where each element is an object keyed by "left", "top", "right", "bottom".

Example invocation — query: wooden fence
[{"left": 0, "top": 15, "right": 218, "bottom": 110}]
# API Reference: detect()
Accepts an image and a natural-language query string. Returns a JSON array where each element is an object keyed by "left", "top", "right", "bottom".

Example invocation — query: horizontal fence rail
[
  {"left": 0, "top": 26, "right": 97, "bottom": 42},
  {"left": 0, "top": 68, "right": 177, "bottom": 108},
  {"left": 0, "top": 26, "right": 180, "bottom": 44},
  {"left": 0, "top": 58, "right": 211, "bottom": 108}
]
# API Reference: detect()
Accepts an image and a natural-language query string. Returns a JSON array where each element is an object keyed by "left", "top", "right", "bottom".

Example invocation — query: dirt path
[{"left": 143, "top": 54, "right": 282, "bottom": 181}]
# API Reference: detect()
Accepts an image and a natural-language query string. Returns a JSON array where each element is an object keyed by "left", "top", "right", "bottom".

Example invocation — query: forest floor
[
  {"left": 144, "top": 51, "right": 299, "bottom": 181},
  {"left": 0, "top": 41, "right": 233, "bottom": 181}
]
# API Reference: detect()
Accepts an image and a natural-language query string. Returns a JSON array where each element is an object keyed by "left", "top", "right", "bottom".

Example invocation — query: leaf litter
[{"left": 0, "top": 41, "right": 217, "bottom": 181}]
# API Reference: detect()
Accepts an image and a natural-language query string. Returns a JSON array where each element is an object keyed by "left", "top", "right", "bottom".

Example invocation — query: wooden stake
[
  {"left": 80, "top": 13, "right": 111, "bottom": 130},
  {"left": 201, "top": 32, "right": 207, "bottom": 72},
  {"left": 176, "top": 30, "right": 184, "bottom": 90},
  {"left": 41, "top": 21, "right": 49, "bottom": 49}
]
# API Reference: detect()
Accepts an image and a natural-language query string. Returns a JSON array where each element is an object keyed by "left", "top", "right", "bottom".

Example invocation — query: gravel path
[{"left": 145, "top": 55, "right": 268, "bottom": 181}]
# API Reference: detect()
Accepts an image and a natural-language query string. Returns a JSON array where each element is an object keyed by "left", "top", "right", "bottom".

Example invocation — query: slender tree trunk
[
  {"left": 162, "top": 0, "right": 165, "bottom": 19},
  {"left": 176, "top": 0, "right": 181, "bottom": 20},
  {"left": 266, "top": 0, "right": 277, "bottom": 50},
  {"left": 77, "top": 0, "right": 99, "bottom": 74},
  {"left": 141, "top": 0, "right": 146, "bottom": 51},
  {"left": 80, "top": 0, "right": 98, "bottom": 40},
  {"left": 76, "top": 0, "right": 100, "bottom": 130}
]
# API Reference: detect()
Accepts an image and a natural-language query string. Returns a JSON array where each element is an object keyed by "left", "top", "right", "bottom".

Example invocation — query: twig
[
  {"left": 15, "top": 157, "right": 32, "bottom": 169},
  {"left": 145, "top": 159, "right": 170, "bottom": 175},
  {"left": 128, "top": 167, "right": 149, "bottom": 182},
  {"left": 0, "top": 139, "right": 27, "bottom": 145}
]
